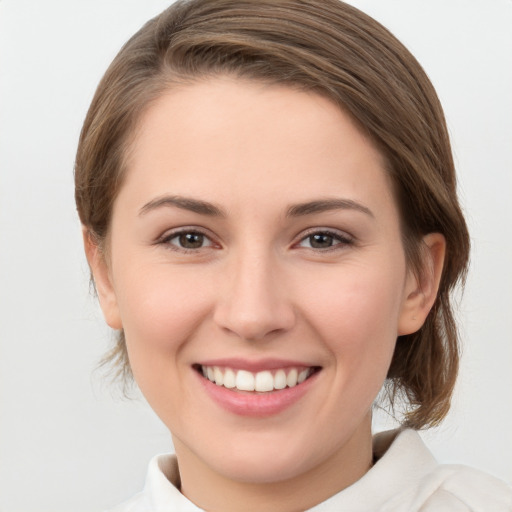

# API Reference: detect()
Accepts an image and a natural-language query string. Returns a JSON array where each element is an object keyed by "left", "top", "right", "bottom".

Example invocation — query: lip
[
  {"left": 196, "top": 357, "right": 315, "bottom": 372},
  {"left": 194, "top": 359, "right": 321, "bottom": 417}
]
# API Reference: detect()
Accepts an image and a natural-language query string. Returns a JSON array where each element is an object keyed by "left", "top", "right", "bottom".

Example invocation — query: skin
[{"left": 85, "top": 77, "right": 445, "bottom": 512}]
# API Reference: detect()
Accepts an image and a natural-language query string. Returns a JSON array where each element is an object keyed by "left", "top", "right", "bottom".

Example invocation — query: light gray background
[{"left": 1, "top": 1, "right": 511, "bottom": 511}]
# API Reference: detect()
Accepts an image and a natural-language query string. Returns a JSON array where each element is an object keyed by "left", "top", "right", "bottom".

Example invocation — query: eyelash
[
  {"left": 157, "top": 228, "right": 217, "bottom": 253},
  {"left": 156, "top": 228, "right": 354, "bottom": 253},
  {"left": 294, "top": 229, "right": 354, "bottom": 252}
]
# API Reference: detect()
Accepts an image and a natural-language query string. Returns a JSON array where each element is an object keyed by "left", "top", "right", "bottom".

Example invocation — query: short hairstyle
[{"left": 75, "top": 0, "right": 470, "bottom": 429}]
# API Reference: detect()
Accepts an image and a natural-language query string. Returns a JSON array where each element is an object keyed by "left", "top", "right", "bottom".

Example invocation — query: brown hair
[{"left": 75, "top": 0, "right": 470, "bottom": 429}]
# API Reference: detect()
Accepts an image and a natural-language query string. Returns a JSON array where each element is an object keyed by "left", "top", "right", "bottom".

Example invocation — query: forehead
[{"left": 120, "top": 77, "right": 396, "bottom": 219}]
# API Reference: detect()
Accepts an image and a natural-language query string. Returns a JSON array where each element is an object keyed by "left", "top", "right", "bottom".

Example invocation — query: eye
[
  {"left": 297, "top": 230, "right": 353, "bottom": 250},
  {"left": 160, "top": 229, "right": 215, "bottom": 251}
]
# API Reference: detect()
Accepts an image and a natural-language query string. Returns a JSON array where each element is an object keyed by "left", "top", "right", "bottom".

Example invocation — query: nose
[{"left": 213, "top": 250, "right": 296, "bottom": 341}]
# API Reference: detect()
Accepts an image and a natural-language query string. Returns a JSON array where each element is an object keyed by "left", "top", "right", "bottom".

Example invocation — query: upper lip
[{"left": 195, "top": 358, "right": 320, "bottom": 372}]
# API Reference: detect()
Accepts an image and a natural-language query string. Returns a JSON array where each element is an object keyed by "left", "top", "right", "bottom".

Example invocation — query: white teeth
[
  {"left": 255, "top": 371, "right": 274, "bottom": 392},
  {"left": 236, "top": 370, "right": 255, "bottom": 391},
  {"left": 200, "top": 365, "right": 315, "bottom": 392},
  {"left": 223, "top": 368, "right": 236, "bottom": 388},
  {"left": 298, "top": 369, "right": 309, "bottom": 384},
  {"left": 213, "top": 367, "right": 223, "bottom": 386},
  {"left": 286, "top": 368, "right": 298, "bottom": 388},
  {"left": 274, "top": 369, "right": 287, "bottom": 390}
]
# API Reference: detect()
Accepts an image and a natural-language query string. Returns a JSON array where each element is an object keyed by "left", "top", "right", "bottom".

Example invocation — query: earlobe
[
  {"left": 82, "top": 227, "right": 123, "bottom": 330},
  {"left": 398, "top": 233, "right": 446, "bottom": 335}
]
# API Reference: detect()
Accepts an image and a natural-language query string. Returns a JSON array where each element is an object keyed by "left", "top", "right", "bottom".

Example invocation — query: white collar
[{"left": 142, "top": 429, "right": 437, "bottom": 511}]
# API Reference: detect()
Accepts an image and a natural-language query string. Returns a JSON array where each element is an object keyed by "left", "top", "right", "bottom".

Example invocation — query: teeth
[
  {"left": 200, "top": 365, "right": 314, "bottom": 392},
  {"left": 236, "top": 370, "right": 255, "bottom": 391},
  {"left": 298, "top": 369, "right": 309, "bottom": 384},
  {"left": 213, "top": 367, "right": 224, "bottom": 386},
  {"left": 274, "top": 369, "right": 287, "bottom": 390},
  {"left": 255, "top": 371, "right": 274, "bottom": 392},
  {"left": 286, "top": 368, "right": 298, "bottom": 387},
  {"left": 223, "top": 368, "right": 236, "bottom": 388}
]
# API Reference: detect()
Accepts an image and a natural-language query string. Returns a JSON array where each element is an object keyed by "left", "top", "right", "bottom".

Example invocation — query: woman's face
[{"left": 91, "top": 77, "right": 425, "bottom": 486}]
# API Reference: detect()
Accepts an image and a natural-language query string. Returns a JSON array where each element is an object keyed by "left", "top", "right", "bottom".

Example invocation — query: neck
[{"left": 174, "top": 418, "right": 373, "bottom": 512}]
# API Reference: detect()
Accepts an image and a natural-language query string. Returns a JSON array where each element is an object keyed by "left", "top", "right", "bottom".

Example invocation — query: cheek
[
  {"left": 302, "top": 261, "right": 405, "bottom": 374},
  {"left": 113, "top": 264, "right": 212, "bottom": 368},
  {"left": 114, "top": 266, "right": 216, "bottom": 419}
]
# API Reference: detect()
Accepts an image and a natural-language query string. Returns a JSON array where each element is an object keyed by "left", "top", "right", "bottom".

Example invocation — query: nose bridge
[{"left": 214, "top": 244, "right": 295, "bottom": 340}]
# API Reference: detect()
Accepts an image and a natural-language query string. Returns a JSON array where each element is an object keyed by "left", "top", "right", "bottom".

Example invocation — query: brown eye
[
  {"left": 179, "top": 232, "right": 205, "bottom": 249},
  {"left": 308, "top": 233, "right": 334, "bottom": 248},
  {"left": 297, "top": 230, "right": 353, "bottom": 250},
  {"left": 162, "top": 230, "right": 214, "bottom": 251}
]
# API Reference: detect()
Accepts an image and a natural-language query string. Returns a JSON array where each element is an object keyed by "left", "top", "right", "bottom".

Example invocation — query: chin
[
  {"left": 195, "top": 428, "right": 328, "bottom": 485},
  {"left": 214, "top": 450, "right": 314, "bottom": 485}
]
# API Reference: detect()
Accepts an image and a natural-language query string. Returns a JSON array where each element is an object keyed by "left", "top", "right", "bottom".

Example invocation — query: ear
[
  {"left": 398, "top": 233, "right": 446, "bottom": 335},
  {"left": 82, "top": 227, "right": 123, "bottom": 330}
]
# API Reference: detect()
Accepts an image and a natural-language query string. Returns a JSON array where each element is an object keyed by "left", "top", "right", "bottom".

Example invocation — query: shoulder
[
  {"left": 310, "top": 429, "right": 511, "bottom": 511},
  {"left": 104, "top": 453, "right": 203, "bottom": 512},
  {"left": 105, "top": 491, "right": 149, "bottom": 512},
  {"left": 379, "top": 430, "right": 512, "bottom": 512},
  {"left": 413, "top": 463, "right": 512, "bottom": 511}
]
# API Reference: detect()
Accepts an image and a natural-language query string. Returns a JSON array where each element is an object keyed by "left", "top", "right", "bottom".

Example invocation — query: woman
[{"left": 75, "top": 0, "right": 512, "bottom": 510}]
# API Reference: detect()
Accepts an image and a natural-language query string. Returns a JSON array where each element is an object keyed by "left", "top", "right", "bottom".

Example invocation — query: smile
[
  {"left": 194, "top": 360, "right": 322, "bottom": 417},
  {"left": 198, "top": 365, "right": 317, "bottom": 393}
]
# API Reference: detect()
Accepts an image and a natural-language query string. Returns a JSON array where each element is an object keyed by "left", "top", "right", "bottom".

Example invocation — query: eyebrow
[
  {"left": 286, "top": 198, "right": 374, "bottom": 218},
  {"left": 139, "top": 195, "right": 225, "bottom": 217},
  {"left": 139, "top": 195, "right": 373, "bottom": 219}
]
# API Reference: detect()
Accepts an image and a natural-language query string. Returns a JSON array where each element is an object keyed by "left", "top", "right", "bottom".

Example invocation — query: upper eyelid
[
  {"left": 158, "top": 226, "right": 214, "bottom": 241},
  {"left": 295, "top": 227, "right": 354, "bottom": 242}
]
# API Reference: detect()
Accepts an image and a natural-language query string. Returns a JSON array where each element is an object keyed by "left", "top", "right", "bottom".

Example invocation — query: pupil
[
  {"left": 179, "top": 233, "right": 203, "bottom": 249},
  {"left": 310, "top": 233, "right": 333, "bottom": 248}
]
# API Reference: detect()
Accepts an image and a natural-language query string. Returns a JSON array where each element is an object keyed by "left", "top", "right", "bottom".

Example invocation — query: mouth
[{"left": 193, "top": 364, "right": 321, "bottom": 393}]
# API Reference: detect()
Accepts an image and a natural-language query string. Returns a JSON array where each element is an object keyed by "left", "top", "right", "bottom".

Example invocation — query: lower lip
[{"left": 196, "top": 370, "right": 320, "bottom": 417}]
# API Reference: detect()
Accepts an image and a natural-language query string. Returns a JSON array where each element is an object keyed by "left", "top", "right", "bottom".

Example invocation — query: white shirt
[{"left": 107, "top": 429, "right": 512, "bottom": 511}]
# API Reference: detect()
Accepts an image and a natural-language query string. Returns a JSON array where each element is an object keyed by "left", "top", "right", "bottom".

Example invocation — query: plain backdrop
[{"left": 1, "top": 1, "right": 511, "bottom": 511}]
